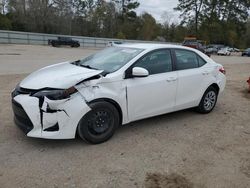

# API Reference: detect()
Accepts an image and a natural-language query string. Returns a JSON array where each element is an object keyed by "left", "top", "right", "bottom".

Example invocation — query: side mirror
[{"left": 132, "top": 67, "right": 149, "bottom": 77}]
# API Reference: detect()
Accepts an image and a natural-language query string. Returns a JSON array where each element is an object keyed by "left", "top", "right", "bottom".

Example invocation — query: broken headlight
[{"left": 32, "top": 87, "right": 77, "bottom": 100}]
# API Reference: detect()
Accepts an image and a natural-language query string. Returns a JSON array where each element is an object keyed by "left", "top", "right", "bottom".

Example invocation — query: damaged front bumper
[
  {"left": 12, "top": 91, "right": 91, "bottom": 139},
  {"left": 12, "top": 99, "right": 34, "bottom": 134}
]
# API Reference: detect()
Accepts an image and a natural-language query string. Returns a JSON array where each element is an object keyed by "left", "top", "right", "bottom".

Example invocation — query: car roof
[
  {"left": 119, "top": 43, "right": 189, "bottom": 50},
  {"left": 118, "top": 43, "right": 215, "bottom": 65}
]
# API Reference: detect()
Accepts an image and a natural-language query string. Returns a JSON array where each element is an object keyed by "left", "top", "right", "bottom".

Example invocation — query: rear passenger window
[
  {"left": 197, "top": 55, "right": 207, "bottom": 67},
  {"left": 174, "top": 50, "right": 199, "bottom": 70}
]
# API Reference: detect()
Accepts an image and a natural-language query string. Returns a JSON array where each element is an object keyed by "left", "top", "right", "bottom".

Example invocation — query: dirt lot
[{"left": 0, "top": 44, "right": 250, "bottom": 188}]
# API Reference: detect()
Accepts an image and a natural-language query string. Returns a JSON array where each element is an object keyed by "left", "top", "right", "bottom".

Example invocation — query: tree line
[{"left": 0, "top": 0, "right": 249, "bottom": 48}]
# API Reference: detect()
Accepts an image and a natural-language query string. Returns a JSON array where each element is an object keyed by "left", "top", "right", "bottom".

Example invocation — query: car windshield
[{"left": 76, "top": 47, "right": 144, "bottom": 73}]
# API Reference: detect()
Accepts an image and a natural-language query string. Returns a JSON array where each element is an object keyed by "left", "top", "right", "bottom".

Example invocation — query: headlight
[
  {"left": 11, "top": 84, "right": 20, "bottom": 98},
  {"left": 32, "top": 87, "right": 77, "bottom": 100}
]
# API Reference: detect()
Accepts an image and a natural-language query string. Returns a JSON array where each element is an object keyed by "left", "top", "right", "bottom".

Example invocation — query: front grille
[{"left": 12, "top": 99, "right": 34, "bottom": 134}]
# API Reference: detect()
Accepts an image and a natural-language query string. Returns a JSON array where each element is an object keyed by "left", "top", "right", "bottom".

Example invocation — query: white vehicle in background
[
  {"left": 217, "top": 48, "right": 231, "bottom": 56},
  {"left": 107, "top": 41, "right": 123, "bottom": 47},
  {"left": 12, "top": 44, "right": 226, "bottom": 144},
  {"left": 232, "top": 48, "right": 240, "bottom": 52}
]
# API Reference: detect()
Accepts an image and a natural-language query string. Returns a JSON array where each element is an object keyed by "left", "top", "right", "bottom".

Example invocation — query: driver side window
[{"left": 133, "top": 50, "right": 173, "bottom": 75}]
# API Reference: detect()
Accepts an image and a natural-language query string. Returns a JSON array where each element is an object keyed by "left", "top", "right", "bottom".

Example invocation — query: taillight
[{"left": 219, "top": 67, "right": 226, "bottom": 75}]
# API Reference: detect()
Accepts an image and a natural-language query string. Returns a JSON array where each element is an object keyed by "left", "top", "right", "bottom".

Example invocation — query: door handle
[
  {"left": 202, "top": 71, "right": 209, "bottom": 75},
  {"left": 166, "top": 77, "right": 177, "bottom": 82}
]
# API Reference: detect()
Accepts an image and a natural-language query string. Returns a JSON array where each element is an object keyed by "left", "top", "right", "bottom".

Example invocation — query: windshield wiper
[
  {"left": 79, "top": 64, "right": 99, "bottom": 70},
  {"left": 72, "top": 60, "right": 98, "bottom": 70},
  {"left": 72, "top": 60, "right": 81, "bottom": 65}
]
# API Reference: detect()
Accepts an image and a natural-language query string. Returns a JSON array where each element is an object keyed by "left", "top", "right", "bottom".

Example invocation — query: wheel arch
[
  {"left": 196, "top": 83, "right": 219, "bottom": 113},
  {"left": 209, "top": 83, "right": 220, "bottom": 93},
  {"left": 197, "top": 82, "right": 220, "bottom": 106},
  {"left": 88, "top": 98, "right": 123, "bottom": 125}
]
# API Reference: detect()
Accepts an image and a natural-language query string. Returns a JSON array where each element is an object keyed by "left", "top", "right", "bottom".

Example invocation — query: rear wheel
[
  {"left": 52, "top": 42, "right": 58, "bottom": 47},
  {"left": 71, "top": 43, "right": 80, "bottom": 48},
  {"left": 77, "top": 101, "right": 119, "bottom": 144},
  {"left": 196, "top": 86, "right": 218, "bottom": 114}
]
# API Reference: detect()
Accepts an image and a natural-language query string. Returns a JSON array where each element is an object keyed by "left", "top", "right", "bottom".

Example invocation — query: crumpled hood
[{"left": 20, "top": 62, "right": 103, "bottom": 89}]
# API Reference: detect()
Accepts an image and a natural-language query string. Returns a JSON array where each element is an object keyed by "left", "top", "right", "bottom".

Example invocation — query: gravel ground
[{"left": 0, "top": 44, "right": 250, "bottom": 188}]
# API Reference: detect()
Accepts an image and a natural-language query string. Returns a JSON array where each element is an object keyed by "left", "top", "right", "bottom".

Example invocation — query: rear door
[
  {"left": 173, "top": 49, "right": 212, "bottom": 110},
  {"left": 65, "top": 38, "right": 70, "bottom": 45}
]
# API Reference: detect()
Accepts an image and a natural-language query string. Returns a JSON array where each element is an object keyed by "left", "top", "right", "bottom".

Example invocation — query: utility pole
[
  {"left": 195, "top": 0, "right": 198, "bottom": 37},
  {"left": 1, "top": 0, "right": 6, "bottom": 14},
  {"left": 122, "top": 0, "right": 125, "bottom": 13}
]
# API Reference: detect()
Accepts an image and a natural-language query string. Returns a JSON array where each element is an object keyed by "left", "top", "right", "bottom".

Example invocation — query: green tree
[
  {"left": 242, "top": 19, "right": 250, "bottom": 48},
  {"left": 175, "top": 0, "right": 250, "bottom": 47},
  {"left": 91, "top": 1, "right": 117, "bottom": 37},
  {"left": 112, "top": 0, "right": 139, "bottom": 20},
  {"left": 116, "top": 31, "right": 126, "bottom": 39},
  {"left": 137, "top": 13, "right": 160, "bottom": 40},
  {"left": 0, "top": 13, "right": 12, "bottom": 29},
  {"left": 175, "top": 0, "right": 205, "bottom": 36}
]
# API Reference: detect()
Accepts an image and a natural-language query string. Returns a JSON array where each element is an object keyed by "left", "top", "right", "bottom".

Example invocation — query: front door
[{"left": 125, "top": 49, "right": 178, "bottom": 121}]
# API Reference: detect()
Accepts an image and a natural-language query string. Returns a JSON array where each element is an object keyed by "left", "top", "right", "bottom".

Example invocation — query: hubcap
[
  {"left": 87, "top": 110, "right": 113, "bottom": 135},
  {"left": 204, "top": 91, "right": 217, "bottom": 111}
]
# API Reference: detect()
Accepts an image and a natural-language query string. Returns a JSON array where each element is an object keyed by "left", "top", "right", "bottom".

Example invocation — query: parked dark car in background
[
  {"left": 48, "top": 37, "right": 80, "bottom": 48},
  {"left": 183, "top": 39, "right": 206, "bottom": 53},
  {"left": 242, "top": 48, "right": 250, "bottom": 57},
  {"left": 182, "top": 38, "right": 212, "bottom": 57}
]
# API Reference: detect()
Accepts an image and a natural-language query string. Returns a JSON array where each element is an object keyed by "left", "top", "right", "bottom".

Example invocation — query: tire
[
  {"left": 196, "top": 86, "right": 218, "bottom": 114},
  {"left": 77, "top": 101, "right": 120, "bottom": 144},
  {"left": 52, "top": 42, "right": 58, "bottom": 47},
  {"left": 71, "top": 43, "right": 80, "bottom": 48}
]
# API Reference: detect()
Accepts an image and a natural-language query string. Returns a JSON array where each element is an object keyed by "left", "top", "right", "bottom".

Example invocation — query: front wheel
[
  {"left": 77, "top": 101, "right": 120, "bottom": 144},
  {"left": 71, "top": 43, "right": 80, "bottom": 48},
  {"left": 52, "top": 42, "right": 59, "bottom": 47},
  {"left": 196, "top": 86, "right": 218, "bottom": 114}
]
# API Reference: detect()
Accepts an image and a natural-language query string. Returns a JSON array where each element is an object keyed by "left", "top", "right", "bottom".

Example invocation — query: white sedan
[
  {"left": 12, "top": 44, "right": 226, "bottom": 144},
  {"left": 217, "top": 48, "right": 231, "bottom": 56}
]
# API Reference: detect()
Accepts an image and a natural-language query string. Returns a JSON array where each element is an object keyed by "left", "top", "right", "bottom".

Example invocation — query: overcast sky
[{"left": 136, "top": 0, "right": 180, "bottom": 23}]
